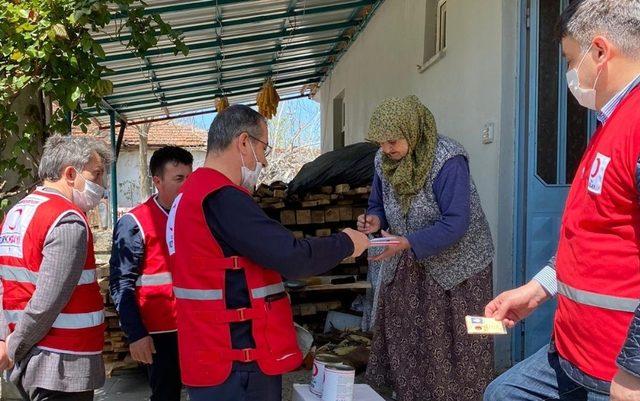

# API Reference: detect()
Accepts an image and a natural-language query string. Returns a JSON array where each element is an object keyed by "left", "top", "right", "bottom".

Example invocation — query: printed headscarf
[{"left": 367, "top": 95, "right": 438, "bottom": 214}]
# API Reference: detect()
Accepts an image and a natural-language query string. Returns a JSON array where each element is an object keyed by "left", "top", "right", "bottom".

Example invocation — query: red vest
[
  {"left": 167, "top": 168, "right": 302, "bottom": 387},
  {"left": 0, "top": 189, "right": 105, "bottom": 354},
  {"left": 127, "top": 196, "right": 177, "bottom": 334},
  {"left": 555, "top": 86, "right": 640, "bottom": 381}
]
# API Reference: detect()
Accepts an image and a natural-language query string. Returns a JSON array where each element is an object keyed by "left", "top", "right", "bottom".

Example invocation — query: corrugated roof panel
[{"left": 89, "top": 0, "right": 382, "bottom": 126}]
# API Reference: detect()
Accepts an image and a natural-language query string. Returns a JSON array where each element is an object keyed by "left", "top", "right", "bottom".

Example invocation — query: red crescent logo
[
  {"left": 7, "top": 209, "right": 22, "bottom": 230},
  {"left": 590, "top": 158, "right": 601, "bottom": 178}
]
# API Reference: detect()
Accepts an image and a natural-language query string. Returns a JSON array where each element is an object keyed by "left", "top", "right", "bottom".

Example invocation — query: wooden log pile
[
  {"left": 255, "top": 181, "right": 372, "bottom": 334},
  {"left": 255, "top": 181, "right": 370, "bottom": 278},
  {"left": 95, "top": 260, "right": 139, "bottom": 377}
]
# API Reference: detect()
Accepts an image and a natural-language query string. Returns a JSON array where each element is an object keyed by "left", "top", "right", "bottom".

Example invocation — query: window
[
  {"left": 333, "top": 92, "right": 345, "bottom": 150},
  {"left": 419, "top": 0, "right": 447, "bottom": 72},
  {"left": 437, "top": 0, "right": 447, "bottom": 53}
]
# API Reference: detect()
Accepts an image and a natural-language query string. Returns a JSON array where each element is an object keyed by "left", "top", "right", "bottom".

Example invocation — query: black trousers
[
  {"left": 18, "top": 388, "right": 93, "bottom": 401},
  {"left": 147, "top": 332, "right": 182, "bottom": 401},
  {"left": 187, "top": 367, "right": 282, "bottom": 401}
]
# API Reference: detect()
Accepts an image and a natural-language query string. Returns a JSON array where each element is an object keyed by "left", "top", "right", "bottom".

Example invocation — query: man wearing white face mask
[
  {"left": 167, "top": 104, "right": 369, "bottom": 401},
  {"left": 0, "top": 135, "right": 111, "bottom": 401},
  {"left": 484, "top": 1, "right": 640, "bottom": 401}
]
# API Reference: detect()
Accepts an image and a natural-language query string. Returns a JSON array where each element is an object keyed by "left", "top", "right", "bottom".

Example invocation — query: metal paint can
[
  {"left": 310, "top": 354, "right": 343, "bottom": 396},
  {"left": 321, "top": 363, "right": 355, "bottom": 401}
]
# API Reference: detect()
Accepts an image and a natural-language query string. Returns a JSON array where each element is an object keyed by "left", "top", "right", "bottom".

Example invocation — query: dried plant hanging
[
  {"left": 214, "top": 96, "right": 229, "bottom": 112},
  {"left": 256, "top": 78, "right": 280, "bottom": 119}
]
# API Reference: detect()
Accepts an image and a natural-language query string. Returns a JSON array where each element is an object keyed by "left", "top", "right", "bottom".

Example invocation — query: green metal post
[{"left": 109, "top": 111, "right": 118, "bottom": 228}]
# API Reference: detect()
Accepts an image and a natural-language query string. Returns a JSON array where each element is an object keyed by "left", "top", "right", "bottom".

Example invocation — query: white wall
[
  {"left": 114, "top": 148, "right": 205, "bottom": 209},
  {"left": 319, "top": 0, "right": 520, "bottom": 369}
]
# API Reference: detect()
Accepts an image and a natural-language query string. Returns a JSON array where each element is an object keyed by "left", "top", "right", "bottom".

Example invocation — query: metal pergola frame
[{"left": 89, "top": 0, "right": 384, "bottom": 225}]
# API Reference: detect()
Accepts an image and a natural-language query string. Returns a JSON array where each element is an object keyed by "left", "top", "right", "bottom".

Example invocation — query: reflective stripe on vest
[
  {"left": 251, "top": 282, "right": 285, "bottom": 299},
  {"left": 173, "top": 282, "right": 284, "bottom": 301},
  {"left": 173, "top": 287, "right": 223, "bottom": 300},
  {"left": 558, "top": 281, "right": 639, "bottom": 313},
  {"left": 77, "top": 270, "right": 97, "bottom": 285},
  {"left": 5, "top": 310, "right": 104, "bottom": 329},
  {"left": 135, "top": 272, "right": 172, "bottom": 287},
  {"left": 0, "top": 265, "right": 38, "bottom": 283},
  {"left": 0, "top": 265, "right": 96, "bottom": 285}
]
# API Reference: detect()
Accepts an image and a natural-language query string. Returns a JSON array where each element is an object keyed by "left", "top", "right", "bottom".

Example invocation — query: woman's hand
[
  {"left": 357, "top": 214, "right": 381, "bottom": 234},
  {"left": 368, "top": 230, "right": 411, "bottom": 261}
]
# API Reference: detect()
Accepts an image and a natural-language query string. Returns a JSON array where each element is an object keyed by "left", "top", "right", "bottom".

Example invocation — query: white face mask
[
  {"left": 566, "top": 44, "right": 602, "bottom": 110},
  {"left": 73, "top": 169, "right": 105, "bottom": 212},
  {"left": 240, "top": 141, "right": 263, "bottom": 192}
]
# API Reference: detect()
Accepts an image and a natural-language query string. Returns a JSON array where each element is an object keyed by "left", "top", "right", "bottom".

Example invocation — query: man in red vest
[
  {"left": 484, "top": 1, "right": 640, "bottom": 401},
  {"left": 110, "top": 146, "right": 193, "bottom": 401},
  {"left": 0, "top": 135, "right": 111, "bottom": 401},
  {"left": 166, "top": 104, "right": 369, "bottom": 401}
]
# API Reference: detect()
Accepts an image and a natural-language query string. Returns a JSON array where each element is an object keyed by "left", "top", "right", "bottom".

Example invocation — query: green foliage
[{"left": 0, "top": 0, "right": 188, "bottom": 211}]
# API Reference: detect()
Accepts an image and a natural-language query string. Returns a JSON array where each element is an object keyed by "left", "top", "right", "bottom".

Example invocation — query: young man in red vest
[
  {"left": 166, "top": 105, "right": 370, "bottom": 401},
  {"left": 484, "top": 1, "right": 640, "bottom": 401},
  {"left": 110, "top": 146, "right": 193, "bottom": 401},
  {"left": 0, "top": 135, "right": 111, "bottom": 401}
]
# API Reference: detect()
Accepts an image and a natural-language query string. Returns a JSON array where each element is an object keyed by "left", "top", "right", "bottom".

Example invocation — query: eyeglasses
[{"left": 249, "top": 135, "right": 273, "bottom": 157}]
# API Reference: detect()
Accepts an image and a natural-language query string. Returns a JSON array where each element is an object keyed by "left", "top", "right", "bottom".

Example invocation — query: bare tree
[
  {"left": 259, "top": 99, "right": 321, "bottom": 185},
  {"left": 135, "top": 122, "right": 152, "bottom": 200},
  {"left": 174, "top": 98, "right": 322, "bottom": 186}
]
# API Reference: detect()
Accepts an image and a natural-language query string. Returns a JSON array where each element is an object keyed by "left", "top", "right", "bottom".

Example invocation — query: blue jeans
[{"left": 484, "top": 345, "right": 609, "bottom": 401}]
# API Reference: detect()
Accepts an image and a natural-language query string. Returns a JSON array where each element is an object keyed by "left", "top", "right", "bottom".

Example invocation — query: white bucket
[
  {"left": 310, "top": 354, "right": 343, "bottom": 396},
  {"left": 321, "top": 363, "right": 355, "bottom": 401}
]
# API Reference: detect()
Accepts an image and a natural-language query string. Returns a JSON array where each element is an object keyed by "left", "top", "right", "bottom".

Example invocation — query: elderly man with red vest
[
  {"left": 166, "top": 104, "right": 369, "bottom": 401},
  {"left": 484, "top": 1, "right": 640, "bottom": 401},
  {"left": 109, "top": 146, "right": 193, "bottom": 401},
  {"left": 0, "top": 135, "right": 111, "bottom": 401}
]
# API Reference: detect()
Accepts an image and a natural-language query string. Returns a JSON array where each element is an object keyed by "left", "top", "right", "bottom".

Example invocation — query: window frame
[{"left": 418, "top": 0, "right": 447, "bottom": 73}]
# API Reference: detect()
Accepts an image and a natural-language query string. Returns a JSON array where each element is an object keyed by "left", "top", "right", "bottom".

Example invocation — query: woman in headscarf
[{"left": 358, "top": 95, "right": 495, "bottom": 401}]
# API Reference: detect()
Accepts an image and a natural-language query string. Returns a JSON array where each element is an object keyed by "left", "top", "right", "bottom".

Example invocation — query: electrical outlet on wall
[{"left": 482, "top": 123, "right": 494, "bottom": 145}]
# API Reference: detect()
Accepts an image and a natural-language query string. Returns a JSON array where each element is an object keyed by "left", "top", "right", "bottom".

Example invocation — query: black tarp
[{"left": 288, "top": 142, "right": 378, "bottom": 195}]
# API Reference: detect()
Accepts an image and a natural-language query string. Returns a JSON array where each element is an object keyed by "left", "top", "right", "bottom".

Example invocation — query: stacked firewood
[
  {"left": 255, "top": 181, "right": 370, "bottom": 238},
  {"left": 94, "top": 251, "right": 139, "bottom": 377},
  {"left": 255, "top": 181, "right": 372, "bottom": 326}
]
